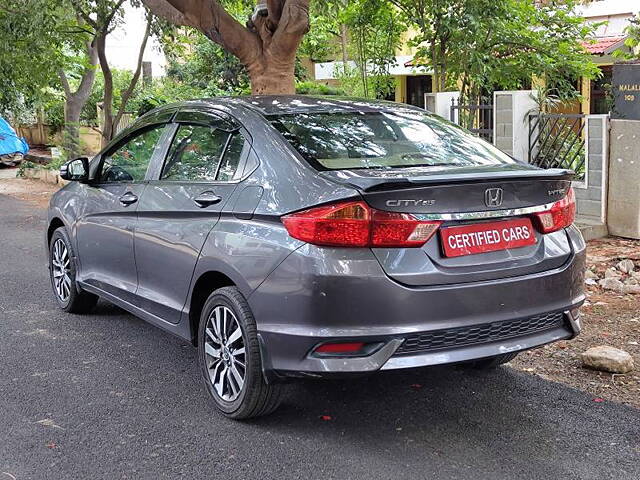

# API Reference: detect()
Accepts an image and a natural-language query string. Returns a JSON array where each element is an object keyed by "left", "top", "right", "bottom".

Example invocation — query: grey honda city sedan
[{"left": 47, "top": 96, "right": 585, "bottom": 419}]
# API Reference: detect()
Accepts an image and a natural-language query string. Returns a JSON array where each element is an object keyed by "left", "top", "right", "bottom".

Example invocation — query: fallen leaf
[{"left": 36, "top": 419, "right": 64, "bottom": 430}]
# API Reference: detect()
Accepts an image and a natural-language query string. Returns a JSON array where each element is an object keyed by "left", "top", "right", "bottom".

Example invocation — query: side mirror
[{"left": 60, "top": 157, "right": 89, "bottom": 182}]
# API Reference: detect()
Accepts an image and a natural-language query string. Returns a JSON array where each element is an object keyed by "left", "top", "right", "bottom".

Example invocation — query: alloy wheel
[
  {"left": 204, "top": 306, "right": 246, "bottom": 402},
  {"left": 51, "top": 238, "right": 71, "bottom": 302}
]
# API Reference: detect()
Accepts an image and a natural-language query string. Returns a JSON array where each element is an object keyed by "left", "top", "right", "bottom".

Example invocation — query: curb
[{"left": 20, "top": 167, "right": 68, "bottom": 187}]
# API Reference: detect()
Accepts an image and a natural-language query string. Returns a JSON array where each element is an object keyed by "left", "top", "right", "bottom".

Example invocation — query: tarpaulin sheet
[{"left": 0, "top": 116, "right": 28, "bottom": 156}]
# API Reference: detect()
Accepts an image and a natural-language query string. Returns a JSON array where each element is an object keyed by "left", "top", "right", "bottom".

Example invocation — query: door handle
[
  {"left": 119, "top": 192, "right": 138, "bottom": 206},
  {"left": 194, "top": 191, "right": 222, "bottom": 208}
]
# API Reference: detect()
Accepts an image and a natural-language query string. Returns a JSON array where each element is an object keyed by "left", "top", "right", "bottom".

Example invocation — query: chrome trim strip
[{"left": 413, "top": 202, "right": 555, "bottom": 221}]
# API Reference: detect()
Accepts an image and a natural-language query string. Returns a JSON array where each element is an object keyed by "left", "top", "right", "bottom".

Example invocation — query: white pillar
[
  {"left": 424, "top": 92, "right": 460, "bottom": 121},
  {"left": 493, "top": 90, "right": 537, "bottom": 161}
]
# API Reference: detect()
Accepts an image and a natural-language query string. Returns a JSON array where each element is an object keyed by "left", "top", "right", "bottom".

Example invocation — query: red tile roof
[{"left": 582, "top": 36, "right": 627, "bottom": 55}]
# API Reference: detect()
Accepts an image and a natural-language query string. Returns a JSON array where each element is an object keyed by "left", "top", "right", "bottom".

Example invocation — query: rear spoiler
[{"left": 319, "top": 168, "right": 575, "bottom": 192}]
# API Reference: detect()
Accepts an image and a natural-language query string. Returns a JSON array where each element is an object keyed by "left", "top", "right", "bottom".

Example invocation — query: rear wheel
[
  {"left": 49, "top": 227, "right": 98, "bottom": 313},
  {"left": 198, "top": 287, "right": 282, "bottom": 419},
  {"left": 469, "top": 352, "right": 519, "bottom": 369}
]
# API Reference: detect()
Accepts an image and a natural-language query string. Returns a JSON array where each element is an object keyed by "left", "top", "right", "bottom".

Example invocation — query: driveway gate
[
  {"left": 450, "top": 98, "right": 494, "bottom": 143},
  {"left": 528, "top": 113, "right": 586, "bottom": 181}
]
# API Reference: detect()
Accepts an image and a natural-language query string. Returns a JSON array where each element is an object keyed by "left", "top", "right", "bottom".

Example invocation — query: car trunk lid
[{"left": 320, "top": 165, "right": 575, "bottom": 286}]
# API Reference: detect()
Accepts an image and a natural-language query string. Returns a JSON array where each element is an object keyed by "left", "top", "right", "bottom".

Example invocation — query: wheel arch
[
  {"left": 187, "top": 270, "right": 237, "bottom": 346},
  {"left": 47, "top": 217, "right": 66, "bottom": 246}
]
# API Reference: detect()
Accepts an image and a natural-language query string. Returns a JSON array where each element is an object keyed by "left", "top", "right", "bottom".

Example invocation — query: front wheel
[
  {"left": 198, "top": 287, "right": 282, "bottom": 419},
  {"left": 49, "top": 227, "right": 98, "bottom": 313}
]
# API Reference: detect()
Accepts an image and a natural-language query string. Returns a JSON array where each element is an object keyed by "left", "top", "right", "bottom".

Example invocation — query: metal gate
[
  {"left": 450, "top": 98, "right": 494, "bottom": 142},
  {"left": 528, "top": 113, "right": 586, "bottom": 181}
]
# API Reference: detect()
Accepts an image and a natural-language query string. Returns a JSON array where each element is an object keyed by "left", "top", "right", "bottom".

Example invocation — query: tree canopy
[
  {"left": 615, "top": 14, "right": 640, "bottom": 61},
  {"left": 392, "top": 0, "right": 598, "bottom": 101},
  {"left": 0, "top": 1, "right": 69, "bottom": 115}
]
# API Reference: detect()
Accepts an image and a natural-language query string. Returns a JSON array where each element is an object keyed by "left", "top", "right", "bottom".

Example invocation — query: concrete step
[{"left": 576, "top": 218, "right": 609, "bottom": 241}]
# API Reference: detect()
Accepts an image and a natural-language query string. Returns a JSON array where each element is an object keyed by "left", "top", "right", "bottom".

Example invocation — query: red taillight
[
  {"left": 314, "top": 342, "right": 366, "bottom": 354},
  {"left": 533, "top": 187, "right": 576, "bottom": 233},
  {"left": 282, "top": 201, "right": 441, "bottom": 248}
]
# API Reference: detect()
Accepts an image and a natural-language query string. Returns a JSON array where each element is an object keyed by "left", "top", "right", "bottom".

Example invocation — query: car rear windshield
[{"left": 269, "top": 110, "right": 517, "bottom": 171}]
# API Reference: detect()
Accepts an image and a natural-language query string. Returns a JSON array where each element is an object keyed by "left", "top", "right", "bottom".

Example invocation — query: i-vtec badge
[
  {"left": 386, "top": 199, "right": 436, "bottom": 207},
  {"left": 548, "top": 188, "right": 566, "bottom": 197}
]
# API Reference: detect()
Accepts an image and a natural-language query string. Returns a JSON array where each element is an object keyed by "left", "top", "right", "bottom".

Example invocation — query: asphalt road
[{"left": 1, "top": 193, "right": 639, "bottom": 480}]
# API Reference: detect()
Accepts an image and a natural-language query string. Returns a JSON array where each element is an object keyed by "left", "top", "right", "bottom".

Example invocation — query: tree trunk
[
  {"left": 63, "top": 102, "right": 83, "bottom": 158},
  {"left": 59, "top": 39, "right": 98, "bottom": 158},
  {"left": 340, "top": 23, "right": 348, "bottom": 74},
  {"left": 96, "top": 31, "right": 114, "bottom": 146},
  {"left": 142, "top": 0, "right": 310, "bottom": 96},
  {"left": 249, "top": 64, "right": 296, "bottom": 94}
]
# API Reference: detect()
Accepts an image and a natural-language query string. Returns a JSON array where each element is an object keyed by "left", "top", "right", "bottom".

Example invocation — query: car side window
[
  {"left": 161, "top": 125, "right": 246, "bottom": 182},
  {"left": 99, "top": 126, "right": 165, "bottom": 183}
]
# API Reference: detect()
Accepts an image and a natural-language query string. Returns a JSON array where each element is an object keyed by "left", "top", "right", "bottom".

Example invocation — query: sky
[{"left": 106, "top": 4, "right": 167, "bottom": 77}]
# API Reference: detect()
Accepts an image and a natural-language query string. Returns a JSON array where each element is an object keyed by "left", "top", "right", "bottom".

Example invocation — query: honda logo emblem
[{"left": 485, "top": 188, "right": 504, "bottom": 207}]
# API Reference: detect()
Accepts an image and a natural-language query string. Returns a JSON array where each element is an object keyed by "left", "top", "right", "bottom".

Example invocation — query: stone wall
[{"left": 494, "top": 94, "right": 514, "bottom": 155}]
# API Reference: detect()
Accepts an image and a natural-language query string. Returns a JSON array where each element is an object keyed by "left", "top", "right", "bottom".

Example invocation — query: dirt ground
[
  {"left": 0, "top": 171, "right": 59, "bottom": 209},
  {"left": 512, "top": 236, "right": 640, "bottom": 409},
  {"left": 1, "top": 176, "right": 638, "bottom": 408}
]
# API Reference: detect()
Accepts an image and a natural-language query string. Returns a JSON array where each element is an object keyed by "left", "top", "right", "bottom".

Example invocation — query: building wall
[
  {"left": 494, "top": 94, "right": 514, "bottom": 155},
  {"left": 574, "top": 116, "right": 609, "bottom": 224},
  {"left": 607, "top": 119, "right": 640, "bottom": 238}
]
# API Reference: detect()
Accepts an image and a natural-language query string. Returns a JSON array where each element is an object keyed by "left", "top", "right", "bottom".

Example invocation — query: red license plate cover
[{"left": 440, "top": 218, "right": 536, "bottom": 258}]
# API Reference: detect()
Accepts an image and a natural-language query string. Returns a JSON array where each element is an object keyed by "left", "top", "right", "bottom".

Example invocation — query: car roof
[{"left": 141, "top": 95, "right": 424, "bottom": 119}]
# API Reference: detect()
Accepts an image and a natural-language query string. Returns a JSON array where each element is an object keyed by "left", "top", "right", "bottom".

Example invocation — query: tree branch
[
  {"left": 142, "top": 0, "right": 260, "bottom": 64},
  {"left": 113, "top": 17, "right": 152, "bottom": 132},
  {"left": 69, "top": 0, "right": 98, "bottom": 29},
  {"left": 58, "top": 70, "right": 72, "bottom": 98},
  {"left": 102, "top": 0, "right": 127, "bottom": 33},
  {"left": 75, "top": 39, "right": 99, "bottom": 98},
  {"left": 266, "top": 0, "right": 285, "bottom": 30},
  {"left": 142, "top": 0, "right": 197, "bottom": 27},
  {"left": 269, "top": 0, "right": 309, "bottom": 55}
]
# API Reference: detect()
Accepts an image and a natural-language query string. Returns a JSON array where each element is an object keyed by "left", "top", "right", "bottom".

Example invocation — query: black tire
[
  {"left": 469, "top": 352, "right": 519, "bottom": 369},
  {"left": 198, "top": 286, "right": 282, "bottom": 420},
  {"left": 49, "top": 227, "right": 98, "bottom": 313}
]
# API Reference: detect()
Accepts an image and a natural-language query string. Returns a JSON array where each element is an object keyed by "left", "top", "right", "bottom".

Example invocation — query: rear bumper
[{"left": 249, "top": 226, "right": 586, "bottom": 379}]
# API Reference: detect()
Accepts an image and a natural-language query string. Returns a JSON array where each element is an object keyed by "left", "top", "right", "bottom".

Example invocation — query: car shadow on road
[
  {"left": 235, "top": 363, "right": 640, "bottom": 475},
  {"left": 90, "top": 299, "right": 131, "bottom": 316},
  {"left": 53, "top": 304, "right": 640, "bottom": 478}
]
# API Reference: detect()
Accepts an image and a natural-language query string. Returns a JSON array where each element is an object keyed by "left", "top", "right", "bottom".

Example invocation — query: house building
[
  {"left": 577, "top": 0, "right": 638, "bottom": 115},
  {"left": 312, "top": 0, "right": 639, "bottom": 111}
]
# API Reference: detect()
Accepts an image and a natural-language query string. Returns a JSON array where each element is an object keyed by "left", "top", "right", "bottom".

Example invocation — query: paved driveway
[{"left": 1, "top": 194, "right": 639, "bottom": 480}]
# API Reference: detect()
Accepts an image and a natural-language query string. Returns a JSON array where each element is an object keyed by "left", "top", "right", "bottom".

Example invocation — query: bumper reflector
[{"left": 314, "top": 342, "right": 366, "bottom": 354}]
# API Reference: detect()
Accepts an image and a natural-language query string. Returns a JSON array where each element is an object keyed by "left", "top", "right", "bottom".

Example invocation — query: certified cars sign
[{"left": 612, "top": 62, "right": 640, "bottom": 120}]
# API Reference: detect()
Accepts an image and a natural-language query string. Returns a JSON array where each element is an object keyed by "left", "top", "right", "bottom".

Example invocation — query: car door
[
  {"left": 75, "top": 123, "right": 172, "bottom": 303},
  {"left": 133, "top": 109, "right": 250, "bottom": 323}
]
